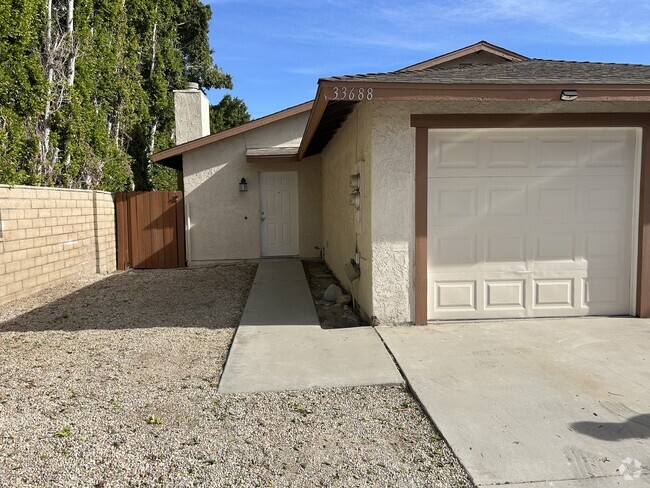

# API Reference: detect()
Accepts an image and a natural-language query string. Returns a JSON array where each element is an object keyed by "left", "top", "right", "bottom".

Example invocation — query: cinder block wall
[{"left": 0, "top": 185, "right": 117, "bottom": 305}]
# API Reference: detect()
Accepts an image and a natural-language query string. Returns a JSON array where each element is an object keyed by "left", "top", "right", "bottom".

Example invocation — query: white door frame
[{"left": 259, "top": 171, "right": 299, "bottom": 257}]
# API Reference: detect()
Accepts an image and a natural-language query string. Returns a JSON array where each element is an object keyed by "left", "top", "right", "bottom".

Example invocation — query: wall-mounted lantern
[{"left": 239, "top": 178, "right": 248, "bottom": 192}]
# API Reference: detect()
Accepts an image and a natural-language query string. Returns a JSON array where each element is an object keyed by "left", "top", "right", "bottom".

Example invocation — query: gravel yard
[{"left": 0, "top": 263, "right": 473, "bottom": 487}]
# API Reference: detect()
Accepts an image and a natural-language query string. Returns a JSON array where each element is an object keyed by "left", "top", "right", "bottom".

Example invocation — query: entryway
[{"left": 260, "top": 172, "right": 299, "bottom": 256}]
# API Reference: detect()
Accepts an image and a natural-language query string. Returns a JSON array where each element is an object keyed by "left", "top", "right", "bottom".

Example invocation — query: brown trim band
[
  {"left": 319, "top": 81, "right": 650, "bottom": 103},
  {"left": 415, "top": 128, "right": 428, "bottom": 325},
  {"left": 411, "top": 113, "right": 650, "bottom": 128},
  {"left": 638, "top": 126, "right": 650, "bottom": 317},
  {"left": 415, "top": 112, "right": 650, "bottom": 322}
]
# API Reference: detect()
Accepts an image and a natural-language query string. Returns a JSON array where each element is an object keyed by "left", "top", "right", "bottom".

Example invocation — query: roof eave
[
  {"left": 297, "top": 79, "right": 650, "bottom": 159},
  {"left": 152, "top": 100, "right": 314, "bottom": 165}
]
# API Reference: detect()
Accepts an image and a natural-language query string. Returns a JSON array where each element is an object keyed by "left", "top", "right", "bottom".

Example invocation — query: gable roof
[
  {"left": 400, "top": 40, "right": 528, "bottom": 71},
  {"left": 153, "top": 100, "right": 312, "bottom": 168},
  {"left": 300, "top": 58, "right": 650, "bottom": 159},
  {"left": 153, "top": 42, "right": 650, "bottom": 167},
  {"left": 324, "top": 59, "right": 650, "bottom": 85}
]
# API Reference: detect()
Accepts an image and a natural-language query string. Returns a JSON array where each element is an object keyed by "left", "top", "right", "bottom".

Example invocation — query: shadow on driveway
[
  {"left": 0, "top": 263, "right": 257, "bottom": 333},
  {"left": 571, "top": 414, "right": 650, "bottom": 441}
]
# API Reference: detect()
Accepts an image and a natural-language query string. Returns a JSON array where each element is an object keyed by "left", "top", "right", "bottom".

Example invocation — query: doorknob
[{"left": 261, "top": 212, "right": 266, "bottom": 221}]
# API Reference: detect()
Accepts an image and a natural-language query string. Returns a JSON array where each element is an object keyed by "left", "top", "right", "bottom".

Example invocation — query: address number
[{"left": 332, "top": 87, "right": 373, "bottom": 101}]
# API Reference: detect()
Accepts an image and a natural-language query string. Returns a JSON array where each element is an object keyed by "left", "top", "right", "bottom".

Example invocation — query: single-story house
[{"left": 152, "top": 41, "right": 650, "bottom": 326}]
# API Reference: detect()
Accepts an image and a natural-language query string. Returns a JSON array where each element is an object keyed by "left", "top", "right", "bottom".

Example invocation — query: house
[{"left": 152, "top": 41, "right": 650, "bottom": 326}]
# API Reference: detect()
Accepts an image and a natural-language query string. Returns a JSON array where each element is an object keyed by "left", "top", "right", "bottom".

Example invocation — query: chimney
[{"left": 174, "top": 82, "right": 210, "bottom": 145}]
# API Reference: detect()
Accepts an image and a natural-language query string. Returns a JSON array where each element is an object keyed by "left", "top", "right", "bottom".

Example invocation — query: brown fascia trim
[
  {"left": 411, "top": 112, "right": 650, "bottom": 128},
  {"left": 246, "top": 153, "right": 300, "bottom": 164},
  {"left": 297, "top": 85, "right": 329, "bottom": 160},
  {"left": 401, "top": 41, "right": 529, "bottom": 71},
  {"left": 152, "top": 100, "right": 313, "bottom": 163},
  {"left": 319, "top": 81, "right": 650, "bottom": 102},
  {"left": 297, "top": 80, "right": 650, "bottom": 159}
]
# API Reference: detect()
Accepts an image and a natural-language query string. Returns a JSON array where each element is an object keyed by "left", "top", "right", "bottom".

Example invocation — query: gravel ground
[{"left": 0, "top": 263, "right": 473, "bottom": 487}]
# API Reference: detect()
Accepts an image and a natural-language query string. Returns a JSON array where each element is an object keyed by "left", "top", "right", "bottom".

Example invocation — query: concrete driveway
[{"left": 378, "top": 318, "right": 650, "bottom": 487}]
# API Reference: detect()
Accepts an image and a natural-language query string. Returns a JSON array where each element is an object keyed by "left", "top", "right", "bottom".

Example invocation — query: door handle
[{"left": 261, "top": 212, "right": 266, "bottom": 221}]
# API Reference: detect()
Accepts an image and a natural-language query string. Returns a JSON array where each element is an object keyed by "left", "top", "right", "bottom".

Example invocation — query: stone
[
  {"left": 336, "top": 294, "right": 352, "bottom": 305},
  {"left": 323, "top": 284, "right": 343, "bottom": 302}
]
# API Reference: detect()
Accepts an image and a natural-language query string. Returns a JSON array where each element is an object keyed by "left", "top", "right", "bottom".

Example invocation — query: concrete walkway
[
  {"left": 378, "top": 318, "right": 650, "bottom": 487},
  {"left": 218, "top": 259, "right": 403, "bottom": 393}
]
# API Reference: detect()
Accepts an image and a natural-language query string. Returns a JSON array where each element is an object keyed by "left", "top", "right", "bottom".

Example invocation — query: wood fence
[{"left": 115, "top": 191, "right": 185, "bottom": 269}]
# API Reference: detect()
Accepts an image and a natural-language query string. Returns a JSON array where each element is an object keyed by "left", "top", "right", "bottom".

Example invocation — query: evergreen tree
[
  {"left": 0, "top": 0, "right": 237, "bottom": 191},
  {"left": 210, "top": 94, "right": 250, "bottom": 134}
]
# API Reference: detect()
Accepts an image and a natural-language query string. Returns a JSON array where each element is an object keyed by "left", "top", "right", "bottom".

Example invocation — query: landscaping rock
[
  {"left": 336, "top": 294, "right": 352, "bottom": 305},
  {"left": 323, "top": 284, "right": 343, "bottom": 302}
]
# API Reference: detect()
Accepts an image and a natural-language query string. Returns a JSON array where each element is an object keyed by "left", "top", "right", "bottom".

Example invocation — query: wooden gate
[{"left": 116, "top": 191, "right": 185, "bottom": 270}]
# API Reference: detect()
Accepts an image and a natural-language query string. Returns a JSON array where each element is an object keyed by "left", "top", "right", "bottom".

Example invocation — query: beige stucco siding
[
  {"left": 182, "top": 111, "right": 321, "bottom": 262},
  {"left": 321, "top": 103, "right": 373, "bottom": 319},
  {"left": 370, "top": 100, "right": 650, "bottom": 324}
]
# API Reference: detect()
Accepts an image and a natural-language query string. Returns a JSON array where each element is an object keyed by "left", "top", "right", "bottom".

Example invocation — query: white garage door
[{"left": 427, "top": 128, "right": 639, "bottom": 320}]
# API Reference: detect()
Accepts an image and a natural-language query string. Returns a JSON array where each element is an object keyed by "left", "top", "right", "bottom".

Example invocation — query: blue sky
[{"left": 206, "top": 0, "right": 650, "bottom": 119}]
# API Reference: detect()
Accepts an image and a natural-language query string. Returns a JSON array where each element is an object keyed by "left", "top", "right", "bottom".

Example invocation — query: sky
[{"left": 206, "top": 0, "right": 650, "bottom": 119}]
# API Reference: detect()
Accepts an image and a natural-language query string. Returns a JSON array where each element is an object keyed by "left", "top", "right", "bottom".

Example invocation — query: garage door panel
[
  {"left": 485, "top": 280, "right": 526, "bottom": 310},
  {"left": 534, "top": 231, "right": 576, "bottom": 262},
  {"left": 537, "top": 137, "right": 580, "bottom": 168},
  {"left": 535, "top": 187, "right": 578, "bottom": 216},
  {"left": 533, "top": 279, "right": 575, "bottom": 308},
  {"left": 436, "top": 138, "right": 479, "bottom": 169},
  {"left": 485, "top": 185, "right": 528, "bottom": 216},
  {"left": 582, "top": 272, "right": 629, "bottom": 314},
  {"left": 586, "top": 133, "right": 635, "bottom": 169},
  {"left": 429, "top": 233, "right": 478, "bottom": 267},
  {"left": 427, "top": 128, "right": 637, "bottom": 320},
  {"left": 429, "top": 129, "right": 634, "bottom": 178},
  {"left": 434, "top": 280, "right": 477, "bottom": 311},
  {"left": 485, "top": 233, "right": 526, "bottom": 263}
]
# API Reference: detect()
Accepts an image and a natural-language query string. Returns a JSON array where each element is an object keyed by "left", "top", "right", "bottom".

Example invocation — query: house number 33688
[{"left": 331, "top": 87, "right": 373, "bottom": 100}]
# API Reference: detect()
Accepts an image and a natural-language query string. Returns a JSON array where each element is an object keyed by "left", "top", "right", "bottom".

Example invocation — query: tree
[
  {"left": 209, "top": 94, "right": 250, "bottom": 134},
  {"left": 0, "top": 0, "right": 235, "bottom": 192}
]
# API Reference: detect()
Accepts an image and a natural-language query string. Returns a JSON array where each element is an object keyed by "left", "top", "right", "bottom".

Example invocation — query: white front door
[
  {"left": 427, "top": 128, "right": 639, "bottom": 320},
  {"left": 260, "top": 172, "right": 299, "bottom": 256}
]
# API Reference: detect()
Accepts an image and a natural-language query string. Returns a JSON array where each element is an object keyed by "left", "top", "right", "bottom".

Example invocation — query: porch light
[
  {"left": 560, "top": 89, "right": 578, "bottom": 101},
  {"left": 239, "top": 178, "right": 248, "bottom": 192}
]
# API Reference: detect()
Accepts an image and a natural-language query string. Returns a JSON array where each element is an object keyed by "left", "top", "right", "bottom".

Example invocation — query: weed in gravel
[
  {"left": 398, "top": 400, "right": 417, "bottom": 410},
  {"left": 54, "top": 426, "right": 72, "bottom": 438},
  {"left": 290, "top": 403, "right": 312, "bottom": 416},
  {"left": 146, "top": 415, "right": 164, "bottom": 425}
]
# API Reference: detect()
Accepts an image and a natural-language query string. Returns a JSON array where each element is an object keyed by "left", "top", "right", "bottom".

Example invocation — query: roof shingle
[{"left": 323, "top": 59, "right": 650, "bottom": 85}]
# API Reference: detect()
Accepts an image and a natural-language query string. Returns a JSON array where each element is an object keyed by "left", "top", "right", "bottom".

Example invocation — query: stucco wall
[
  {"left": 174, "top": 88, "right": 210, "bottom": 144},
  {"left": 321, "top": 103, "right": 373, "bottom": 319},
  {"left": 182, "top": 111, "right": 321, "bottom": 262},
  {"left": 0, "top": 185, "right": 116, "bottom": 306},
  {"left": 370, "top": 100, "right": 650, "bottom": 324}
]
